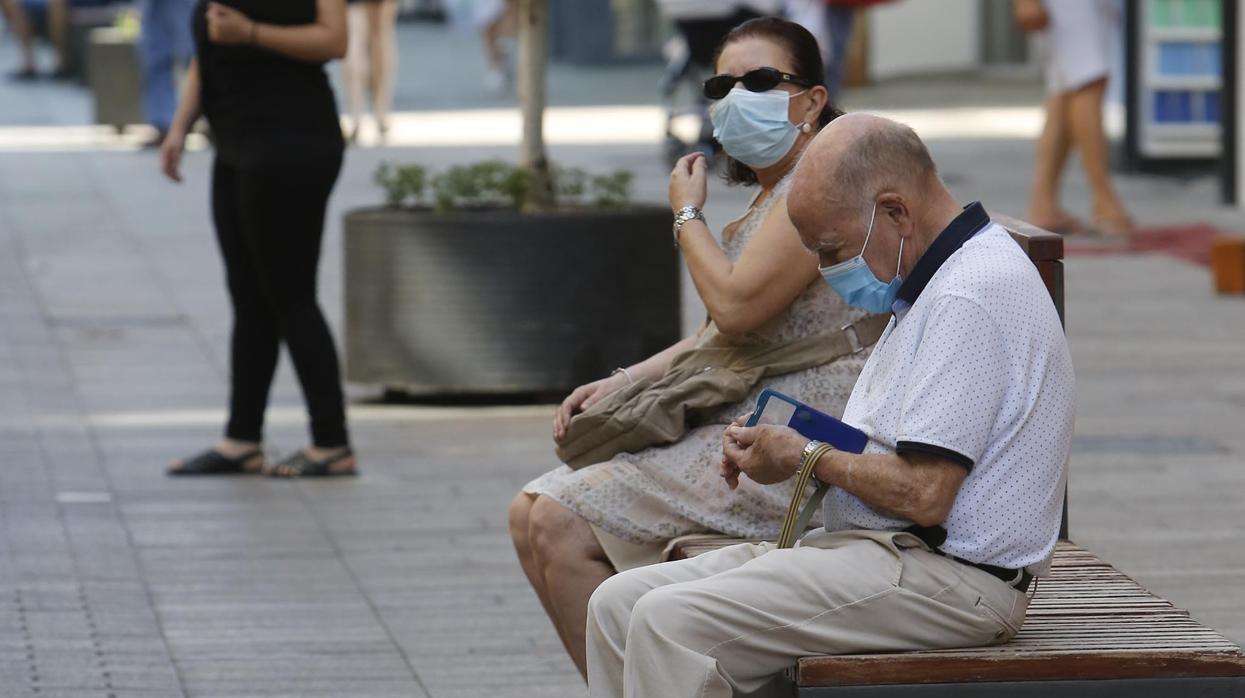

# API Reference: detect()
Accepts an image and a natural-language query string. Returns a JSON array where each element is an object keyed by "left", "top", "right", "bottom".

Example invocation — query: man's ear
[{"left": 876, "top": 192, "right": 909, "bottom": 228}]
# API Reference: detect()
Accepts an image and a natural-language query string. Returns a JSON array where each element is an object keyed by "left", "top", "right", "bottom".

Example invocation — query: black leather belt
[
  {"left": 945, "top": 553, "right": 1033, "bottom": 593},
  {"left": 903, "top": 525, "right": 1033, "bottom": 593}
]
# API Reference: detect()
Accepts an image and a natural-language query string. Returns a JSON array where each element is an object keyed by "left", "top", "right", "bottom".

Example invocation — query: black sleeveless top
[{"left": 193, "top": 0, "right": 344, "bottom": 164}]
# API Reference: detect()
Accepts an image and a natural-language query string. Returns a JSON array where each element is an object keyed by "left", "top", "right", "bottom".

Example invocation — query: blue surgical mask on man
[
  {"left": 709, "top": 86, "right": 803, "bottom": 169},
  {"left": 819, "top": 204, "right": 905, "bottom": 313}
]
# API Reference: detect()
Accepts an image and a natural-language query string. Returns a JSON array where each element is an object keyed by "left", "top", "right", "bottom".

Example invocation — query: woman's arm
[
  {"left": 206, "top": 0, "right": 347, "bottom": 63},
  {"left": 170, "top": 58, "right": 202, "bottom": 136},
  {"left": 160, "top": 58, "right": 202, "bottom": 182},
  {"left": 552, "top": 321, "right": 708, "bottom": 443},
  {"left": 671, "top": 154, "right": 822, "bottom": 336}
]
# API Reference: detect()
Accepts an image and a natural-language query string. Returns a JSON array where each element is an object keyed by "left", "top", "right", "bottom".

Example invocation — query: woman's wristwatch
[{"left": 672, "top": 206, "right": 706, "bottom": 247}]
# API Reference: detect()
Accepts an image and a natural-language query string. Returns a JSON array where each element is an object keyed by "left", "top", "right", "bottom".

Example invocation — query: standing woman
[
  {"left": 342, "top": 0, "right": 399, "bottom": 142},
  {"left": 160, "top": 0, "right": 358, "bottom": 478}
]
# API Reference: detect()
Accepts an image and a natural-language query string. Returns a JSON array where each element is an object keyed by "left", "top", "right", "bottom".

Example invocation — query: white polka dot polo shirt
[{"left": 828, "top": 203, "right": 1075, "bottom": 576}]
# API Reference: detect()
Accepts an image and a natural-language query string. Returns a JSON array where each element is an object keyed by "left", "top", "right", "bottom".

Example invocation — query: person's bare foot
[
  {"left": 1028, "top": 206, "right": 1088, "bottom": 235},
  {"left": 1091, "top": 210, "right": 1137, "bottom": 237},
  {"left": 267, "top": 446, "right": 357, "bottom": 478}
]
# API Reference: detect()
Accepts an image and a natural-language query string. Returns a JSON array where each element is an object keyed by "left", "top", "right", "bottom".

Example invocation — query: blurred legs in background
[
  {"left": 1, "top": 0, "right": 68, "bottom": 79},
  {"left": 137, "top": 0, "right": 196, "bottom": 141},
  {"left": 1031, "top": 77, "right": 1134, "bottom": 236},
  {"left": 343, "top": 0, "right": 398, "bottom": 142},
  {"left": 822, "top": 4, "right": 854, "bottom": 101},
  {"left": 480, "top": 0, "right": 515, "bottom": 91},
  {"left": 1029, "top": 0, "right": 1134, "bottom": 236},
  {"left": 0, "top": 0, "right": 40, "bottom": 78}
]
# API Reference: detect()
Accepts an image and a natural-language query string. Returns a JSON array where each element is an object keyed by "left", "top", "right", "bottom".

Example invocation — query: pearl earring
[{"left": 801, "top": 122, "right": 812, "bottom": 134}]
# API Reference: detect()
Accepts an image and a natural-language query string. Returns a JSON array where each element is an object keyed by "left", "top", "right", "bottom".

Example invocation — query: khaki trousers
[{"left": 585, "top": 529, "right": 1029, "bottom": 698}]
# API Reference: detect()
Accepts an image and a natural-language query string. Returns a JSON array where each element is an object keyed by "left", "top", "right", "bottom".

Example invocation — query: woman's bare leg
[
  {"left": 1028, "top": 91, "right": 1083, "bottom": 232},
  {"left": 369, "top": 0, "right": 397, "bottom": 137},
  {"left": 528, "top": 494, "right": 615, "bottom": 680},
  {"left": 510, "top": 492, "right": 585, "bottom": 670},
  {"left": 0, "top": 0, "right": 37, "bottom": 73},
  {"left": 342, "top": 3, "right": 368, "bottom": 138},
  {"left": 46, "top": 0, "right": 68, "bottom": 73},
  {"left": 1067, "top": 77, "right": 1135, "bottom": 235},
  {"left": 509, "top": 494, "right": 566, "bottom": 630}
]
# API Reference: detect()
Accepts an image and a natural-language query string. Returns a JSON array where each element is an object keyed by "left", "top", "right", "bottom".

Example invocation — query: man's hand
[{"left": 722, "top": 423, "right": 807, "bottom": 487}]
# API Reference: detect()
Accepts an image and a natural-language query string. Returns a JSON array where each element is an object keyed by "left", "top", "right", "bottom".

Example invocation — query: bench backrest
[{"left": 994, "top": 214, "right": 1068, "bottom": 539}]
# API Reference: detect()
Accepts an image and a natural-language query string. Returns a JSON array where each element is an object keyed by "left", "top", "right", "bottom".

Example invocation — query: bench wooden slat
[{"left": 795, "top": 650, "right": 1245, "bottom": 687}]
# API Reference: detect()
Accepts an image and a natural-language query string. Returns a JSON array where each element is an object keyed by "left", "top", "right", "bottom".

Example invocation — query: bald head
[
  {"left": 791, "top": 113, "right": 938, "bottom": 227},
  {"left": 788, "top": 114, "right": 958, "bottom": 281}
]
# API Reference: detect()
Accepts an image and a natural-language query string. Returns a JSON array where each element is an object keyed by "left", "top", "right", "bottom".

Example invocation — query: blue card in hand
[{"left": 745, "top": 388, "right": 869, "bottom": 454}]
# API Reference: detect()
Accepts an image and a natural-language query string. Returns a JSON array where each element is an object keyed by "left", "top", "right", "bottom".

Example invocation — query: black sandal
[
  {"left": 167, "top": 449, "right": 264, "bottom": 476},
  {"left": 267, "top": 448, "right": 357, "bottom": 479}
]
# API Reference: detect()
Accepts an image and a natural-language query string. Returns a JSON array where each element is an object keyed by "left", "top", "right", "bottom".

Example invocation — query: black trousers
[{"left": 211, "top": 153, "right": 348, "bottom": 448}]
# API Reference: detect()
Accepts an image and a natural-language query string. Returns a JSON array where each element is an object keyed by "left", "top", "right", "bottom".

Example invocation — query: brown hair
[{"left": 712, "top": 17, "right": 844, "bottom": 186}]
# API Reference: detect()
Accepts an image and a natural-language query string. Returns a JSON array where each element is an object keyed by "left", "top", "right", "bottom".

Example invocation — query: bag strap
[{"left": 777, "top": 442, "right": 835, "bottom": 548}]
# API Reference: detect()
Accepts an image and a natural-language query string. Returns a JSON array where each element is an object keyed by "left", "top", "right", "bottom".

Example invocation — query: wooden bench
[{"left": 671, "top": 218, "right": 1245, "bottom": 697}]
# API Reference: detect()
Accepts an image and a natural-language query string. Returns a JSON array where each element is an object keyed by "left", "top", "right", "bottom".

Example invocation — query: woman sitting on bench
[{"left": 509, "top": 17, "right": 883, "bottom": 679}]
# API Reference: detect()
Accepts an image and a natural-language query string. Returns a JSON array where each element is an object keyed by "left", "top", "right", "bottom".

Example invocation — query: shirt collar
[{"left": 893, "top": 201, "right": 990, "bottom": 311}]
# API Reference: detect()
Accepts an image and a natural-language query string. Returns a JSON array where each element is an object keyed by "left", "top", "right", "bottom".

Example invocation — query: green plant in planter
[
  {"left": 374, "top": 163, "right": 428, "bottom": 208},
  {"left": 374, "top": 160, "right": 633, "bottom": 212},
  {"left": 591, "top": 171, "right": 634, "bottom": 211}
]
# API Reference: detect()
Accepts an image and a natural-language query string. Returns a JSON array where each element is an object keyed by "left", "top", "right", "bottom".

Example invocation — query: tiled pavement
[{"left": 1, "top": 19, "right": 1245, "bottom": 698}]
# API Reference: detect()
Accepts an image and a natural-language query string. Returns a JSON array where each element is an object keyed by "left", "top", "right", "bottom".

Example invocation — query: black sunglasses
[{"left": 703, "top": 67, "right": 815, "bottom": 100}]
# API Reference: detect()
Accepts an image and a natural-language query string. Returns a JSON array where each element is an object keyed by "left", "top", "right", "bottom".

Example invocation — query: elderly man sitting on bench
[{"left": 584, "top": 113, "right": 1076, "bottom": 698}]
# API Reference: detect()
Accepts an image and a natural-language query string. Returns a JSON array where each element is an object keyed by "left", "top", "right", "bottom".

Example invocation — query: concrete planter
[
  {"left": 88, "top": 27, "right": 143, "bottom": 132},
  {"left": 343, "top": 206, "right": 680, "bottom": 396}
]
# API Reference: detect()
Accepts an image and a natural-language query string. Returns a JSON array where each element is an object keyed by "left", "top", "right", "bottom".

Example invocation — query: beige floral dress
[{"left": 524, "top": 173, "right": 870, "bottom": 569}]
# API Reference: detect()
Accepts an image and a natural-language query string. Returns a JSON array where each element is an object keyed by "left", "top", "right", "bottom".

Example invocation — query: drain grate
[{"left": 11, "top": 585, "right": 117, "bottom": 696}]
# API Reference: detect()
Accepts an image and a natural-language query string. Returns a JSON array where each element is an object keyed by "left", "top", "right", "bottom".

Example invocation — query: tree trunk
[{"left": 517, "top": 0, "right": 554, "bottom": 210}]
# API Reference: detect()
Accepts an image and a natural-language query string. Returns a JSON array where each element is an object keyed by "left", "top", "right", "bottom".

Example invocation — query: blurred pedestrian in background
[
  {"left": 0, "top": 0, "right": 69, "bottom": 79},
  {"left": 478, "top": 0, "right": 515, "bottom": 91},
  {"left": 1016, "top": 0, "right": 1135, "bottom": 236},
  {"left": 138, "top": 0, "right": 197, "bottom": 145},
  {"left": 342, "top": 0, "right": 398, "bottom": 142},
  {"left": 785, "top": 0, "right": 893, "bottom": 101},
  {"left": 160, "top": 0, "right": 357, "bottom": 478}
]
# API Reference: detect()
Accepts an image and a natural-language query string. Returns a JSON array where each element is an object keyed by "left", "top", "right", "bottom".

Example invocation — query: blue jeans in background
[
  {"left": 824, "top": 5, "right": 856, "bottom": 101},
  {"left": 138, "top": 0, "right": 196, "bottom": 131}
]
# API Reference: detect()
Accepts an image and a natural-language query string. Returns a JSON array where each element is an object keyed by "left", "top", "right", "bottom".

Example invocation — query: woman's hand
[
  {"left": 553, "top": 372, "right": 630, "bottom": 443},
  {"left": 669, "top": 152, "right": 708, "bottom": 213},
  {"left": 1013, "top": 0, "right": 1048, "bottom": 33},
  {"left": 206, "top": 1, "right": 255, "bottom": 45},
  {"left": 160, "top": 129, "right": 187, "bottom": 183},
  {"left": 719, "top": 413, "right": 751, "bottom": 490}
]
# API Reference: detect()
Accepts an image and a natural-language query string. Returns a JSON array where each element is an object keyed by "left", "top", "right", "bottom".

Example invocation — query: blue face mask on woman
[
  {"left": 819, "top": 204, "right": 905, "bottom": 313},
  {"left": 709, "top": 86, "right": 804, "bottom": 169}
]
